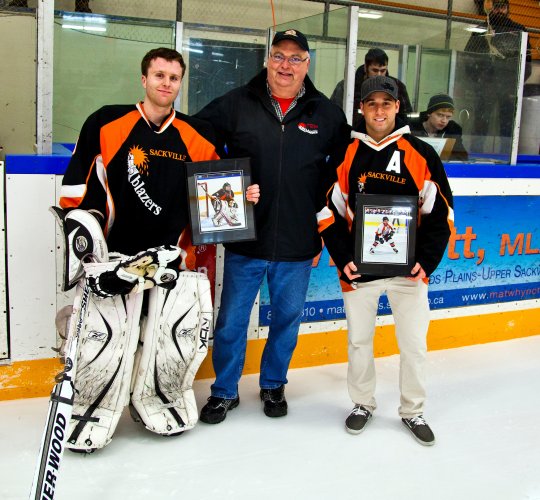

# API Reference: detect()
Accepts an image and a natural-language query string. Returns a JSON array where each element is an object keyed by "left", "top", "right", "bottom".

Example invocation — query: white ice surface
[{"left": 2, "top": 336, "right": 540, "bottom": 500}]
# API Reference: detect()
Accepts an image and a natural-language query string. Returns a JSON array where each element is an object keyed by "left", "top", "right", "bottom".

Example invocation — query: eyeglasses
[{"left": 269, "top": 53, "right": 309, "bottom": 66}]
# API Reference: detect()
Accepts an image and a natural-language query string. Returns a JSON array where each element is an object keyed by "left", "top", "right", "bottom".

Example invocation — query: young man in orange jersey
[{"left": 318, "top": 76, "right": 453, "bottom": 445}]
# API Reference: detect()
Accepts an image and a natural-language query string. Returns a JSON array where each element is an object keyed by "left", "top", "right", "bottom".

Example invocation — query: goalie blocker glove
[{"left": 85, "top": 245, "right": 181, "bottom": 298}]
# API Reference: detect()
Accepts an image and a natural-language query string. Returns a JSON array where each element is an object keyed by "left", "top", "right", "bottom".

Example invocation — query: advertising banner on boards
[{"left": 259, "top": 195, "right": 540, "bottom": 326}]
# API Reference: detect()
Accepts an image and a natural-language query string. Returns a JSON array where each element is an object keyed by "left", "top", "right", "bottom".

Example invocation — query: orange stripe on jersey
[
  {"left": 172, "top": 119, "right": 219, "bottom": 162},
  {"left": 60, "top": 196, "right": 83, "bottom": 209},
  {"left": 100, "top": 111, "right": 141, "bottom": 167},
  {"left": 59, "top": 153, "right": 100, "bottom": 209},
  {"left": 433, "top": 179, "right": 455, "bottom": 233},
  {"left": 337, "top": 139, "right": 360, "bottom": 194},
  {"left": 317, "top": 210, "right": 335, "bottom": 233},
  {"left": 397, "top": 137, "right": 430, "bottom": 190}
]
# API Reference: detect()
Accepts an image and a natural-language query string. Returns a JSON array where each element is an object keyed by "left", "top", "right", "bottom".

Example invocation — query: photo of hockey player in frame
[
  {"left": 354, "top": 194, "right": 417, "bottom": 277},
  {"left": 186, "top": 158, "right": 256, "bottom": 245}
]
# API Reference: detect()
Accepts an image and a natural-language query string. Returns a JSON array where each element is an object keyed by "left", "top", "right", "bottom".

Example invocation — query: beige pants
[{"left": 343, "top": 277, "right": 430, "bottom": 418}]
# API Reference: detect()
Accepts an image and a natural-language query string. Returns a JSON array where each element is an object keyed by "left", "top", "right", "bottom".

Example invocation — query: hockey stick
[
  {"left": 29, "top": 282, "right": 91, "bottom": 499},
  {"left": 197, "top": 181, "right": 220, "bottom": 205}
]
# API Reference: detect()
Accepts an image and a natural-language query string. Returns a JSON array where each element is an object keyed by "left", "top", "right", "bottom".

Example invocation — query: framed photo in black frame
[
  {"left": 354, "top": 193, "right": 417, "bottom": 277},
  {"left": 186, "top": 157, "right": 256, "bottom": 245}
]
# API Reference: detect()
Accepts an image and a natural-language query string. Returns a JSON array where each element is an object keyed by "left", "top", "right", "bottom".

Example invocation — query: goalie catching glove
[{"left": 85, "top": 245, "right": 181, "bottom": 298}]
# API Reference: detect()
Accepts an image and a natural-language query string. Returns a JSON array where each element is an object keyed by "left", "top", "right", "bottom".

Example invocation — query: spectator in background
[
  {"left": 330, "top": 48, "right": 413, "bottom": 129},
  {"left": 410, "top": 94, "right": 469, "bottom": 161},
  {"left": 464, "top": 0, "right": 531, "bottom": 146}
]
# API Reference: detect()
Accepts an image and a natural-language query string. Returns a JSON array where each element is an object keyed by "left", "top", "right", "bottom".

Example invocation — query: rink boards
[{"left": 0, "top": 155, "right": 539, "bottom": 399}]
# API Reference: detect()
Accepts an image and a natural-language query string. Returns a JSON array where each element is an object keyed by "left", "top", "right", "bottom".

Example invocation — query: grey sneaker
[
  {"left": 345, "top": 405, "right": 372, "bottom": 434},
  {"left": 402, "top": 415, "right": 435, "bottom": 446}
]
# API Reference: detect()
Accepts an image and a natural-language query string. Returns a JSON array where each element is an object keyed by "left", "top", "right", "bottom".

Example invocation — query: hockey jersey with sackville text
[
  {"left": 60, "top": 103, "right": 219, "bottom": 255},
  {"left": 318, "top": 119, "right": 454, "bottom": 290}
]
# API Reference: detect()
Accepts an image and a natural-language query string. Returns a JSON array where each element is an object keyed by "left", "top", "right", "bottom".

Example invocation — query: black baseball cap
[
  {"left": 272, "top": 29, "right": 310, "bottom": 52},
  {"left": 360, "top": 75, "right": 399, "bottom": 101}
]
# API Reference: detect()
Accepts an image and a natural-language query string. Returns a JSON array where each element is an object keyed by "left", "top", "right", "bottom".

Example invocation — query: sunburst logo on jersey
[
  {"left": 357, "top": 174, "right": 367, "bottom": 193},
  {"left": 128, "top": 145, "right": 149, "bottom": 175}
]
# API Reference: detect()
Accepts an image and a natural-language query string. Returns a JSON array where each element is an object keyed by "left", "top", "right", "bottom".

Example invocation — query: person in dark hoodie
[
  {"left": 330, "top": 47, "right": 413, "bottom": 129},
  {"left": 410, "top": 93, "right": 468, "bottom": 161},
  {"left": 464, "top": 0, "right": 531, "bottom": 143},
  {"left": 195, "top": 29, "right": 350, "bottom": 425}
]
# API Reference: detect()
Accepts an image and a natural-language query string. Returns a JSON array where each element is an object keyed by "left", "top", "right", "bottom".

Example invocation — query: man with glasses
[{"left": 195, "top": 29, "right": 349, "bottom": 424}]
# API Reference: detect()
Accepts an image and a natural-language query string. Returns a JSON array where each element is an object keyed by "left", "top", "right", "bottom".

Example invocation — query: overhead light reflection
[
  {"left": 465, "top": 26, "right": 488, "bottom": 33},
  {"left": 358, "top": 10, "right": 383, "bottom": 19}
]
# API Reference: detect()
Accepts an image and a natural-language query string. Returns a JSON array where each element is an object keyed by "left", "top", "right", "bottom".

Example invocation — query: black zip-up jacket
[{"left": 195, "top": 70, "right": 350, "bottom": 261}]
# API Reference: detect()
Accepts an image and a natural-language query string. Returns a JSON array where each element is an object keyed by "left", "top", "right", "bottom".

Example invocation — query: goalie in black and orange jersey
[{"left": 49, "top": 47, "right": 258, "bottom": 454}]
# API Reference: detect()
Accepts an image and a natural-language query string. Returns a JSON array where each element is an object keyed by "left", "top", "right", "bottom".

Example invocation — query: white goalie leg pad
[
  {"left": 65, "top": 281, "right": 144, "bottom": 451},
  {"left": 130, "top": 272, "right": 212, "bottom": 435}
]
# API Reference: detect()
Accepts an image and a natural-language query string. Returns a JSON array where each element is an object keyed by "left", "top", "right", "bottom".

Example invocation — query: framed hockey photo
[
  {"left": 186, "top": 157, "right": 256, "bottom": 245},
  {"left": 354, "top": 194, "right": 417, "bottom": 277}
]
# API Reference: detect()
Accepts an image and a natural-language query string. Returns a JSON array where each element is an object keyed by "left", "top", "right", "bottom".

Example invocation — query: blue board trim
[{"left": 5, "top": 149, "right": 540, "bottom": 178}]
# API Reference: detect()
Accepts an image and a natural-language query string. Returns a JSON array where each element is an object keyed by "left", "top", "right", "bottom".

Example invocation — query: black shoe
[
  {"left": 199, "top": 396, "right": 239, "bottom": 424},
  {"left": 345, "top": 404, "right": 372, "bottom": 434},
  {"left": 260, "top": 385, "right": 287, "bottom": 418},
  {"left": 402, "top": 415, "right": 435, "bottom": 446}
]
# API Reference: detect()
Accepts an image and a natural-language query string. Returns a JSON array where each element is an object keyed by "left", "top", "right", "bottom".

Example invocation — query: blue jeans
[{"left": 210, "top": 250, "right": 313, "bottom": 399}]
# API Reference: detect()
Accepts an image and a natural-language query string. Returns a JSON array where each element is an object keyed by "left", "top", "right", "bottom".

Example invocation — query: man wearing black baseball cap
[
  {"left": 318, "top": 75, "right": 453, "bottom": 445},
  {"left": 271, "top": 29, "right": 310, "bottom": 52},
  {"left": 195, "top": 30, "right": 349, "bottom": 425}
]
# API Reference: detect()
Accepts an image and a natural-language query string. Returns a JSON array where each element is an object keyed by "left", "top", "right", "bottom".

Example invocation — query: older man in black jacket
[{"left": 196, "top": 29, "right": 350, "bottom": 424}]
